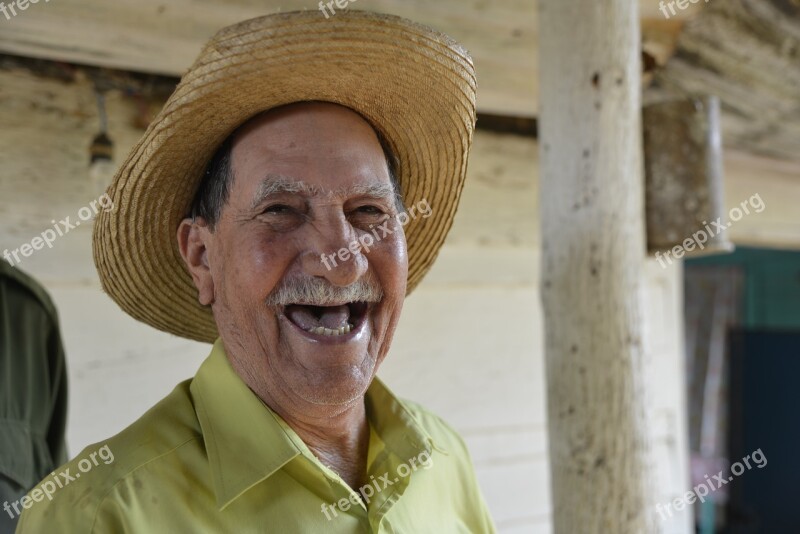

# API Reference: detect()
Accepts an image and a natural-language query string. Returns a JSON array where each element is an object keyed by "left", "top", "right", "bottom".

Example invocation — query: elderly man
[{"left": 18, "top": 10, "right": 493, "bottom": 533}]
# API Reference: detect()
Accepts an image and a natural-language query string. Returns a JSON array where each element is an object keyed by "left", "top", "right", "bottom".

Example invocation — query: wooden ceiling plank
[
  {"left": 0, "top": 0, "right": 707, "bottom": 118},
  {"left": 649, "top": 0, "right": 800, "bottom": 162}
]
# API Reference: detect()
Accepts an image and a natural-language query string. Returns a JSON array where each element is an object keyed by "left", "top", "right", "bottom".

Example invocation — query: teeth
[{"left": 308, "top": 323, "right": 353, "bottom": 336}]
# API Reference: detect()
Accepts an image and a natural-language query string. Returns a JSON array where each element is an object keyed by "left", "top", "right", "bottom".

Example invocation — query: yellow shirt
[{"left": 17, "top": 339, "right": 496, "bottom": 533}]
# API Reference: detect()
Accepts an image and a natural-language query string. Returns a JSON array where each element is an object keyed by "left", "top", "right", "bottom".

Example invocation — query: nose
[{"left": 301, "top": 212, "right": 368, "bottom": 286}]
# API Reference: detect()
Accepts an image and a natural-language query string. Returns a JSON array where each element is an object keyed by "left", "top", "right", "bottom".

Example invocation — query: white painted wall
[{"left": 8, "top": 66, "right": 788, "bottom": 532}]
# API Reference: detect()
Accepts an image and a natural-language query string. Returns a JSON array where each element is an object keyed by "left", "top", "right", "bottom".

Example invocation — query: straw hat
[{"left": 92, "top": 10, "right": 477, "bottom": 343}]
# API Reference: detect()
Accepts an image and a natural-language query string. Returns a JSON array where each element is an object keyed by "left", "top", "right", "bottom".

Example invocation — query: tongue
[{"left": 286, "top": 304, "right": 351, "bottom": 330}]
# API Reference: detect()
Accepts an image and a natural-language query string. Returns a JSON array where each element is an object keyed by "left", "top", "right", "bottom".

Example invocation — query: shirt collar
[
  {"left": 191, "top": 339, "right": 301, "bottom": 509},
  {"left": 364, "top": 377, "right": 444, "bottom": 463},
  {"left": 190, "top": 338, "right": 443, "bottom": 510}
]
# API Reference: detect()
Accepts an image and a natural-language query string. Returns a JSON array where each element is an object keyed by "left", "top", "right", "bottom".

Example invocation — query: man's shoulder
[
  {"left": 395, "top": 397, "right": 496, "bottom": 532},
  {"left": 16, "top": 379, "right": 202, "bottom": 532},
  {"left": 397, "top": 397, "right": 472, "bottom": 456},
  {"left": 0, "top": 261, "right": 58, "bottom": 322}
]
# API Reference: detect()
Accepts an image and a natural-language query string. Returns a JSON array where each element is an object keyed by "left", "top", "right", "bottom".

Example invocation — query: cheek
[
  {"left": 371, "top": 229, "right": 408, "bottom": 291},
  {"left": 227, "top": 231, "right": 298, "bottom": 298},
  {"left": 389, "top": 223, "right": 409, "bottom": 269}
]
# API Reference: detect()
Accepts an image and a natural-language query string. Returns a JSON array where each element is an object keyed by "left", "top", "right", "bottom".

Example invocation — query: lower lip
[{"left": 279, "top": 312, "right": 369, "bottom": 344}]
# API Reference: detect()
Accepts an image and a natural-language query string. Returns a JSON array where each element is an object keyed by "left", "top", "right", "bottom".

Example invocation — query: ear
[{"left": 177, "top": 217, "right": 215, "bottom": 306}]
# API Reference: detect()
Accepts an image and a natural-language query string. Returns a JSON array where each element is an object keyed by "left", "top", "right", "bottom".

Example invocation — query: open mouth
[{"left": 283, "top": 301, "right": 370, "bottom": 337}]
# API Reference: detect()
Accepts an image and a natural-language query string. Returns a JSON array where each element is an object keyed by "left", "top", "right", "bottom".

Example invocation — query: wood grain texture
[
  {"left": 648, "top": 0, "right": 800, "bottom": 162},
  {"left": 0, "top": 0, "right": 535, "bottom": 116},
  {"left": 0, "top": 0, "right": 703, "bottom": 117},
  {"left": 539, "top": 0, "right": 659, "bottom": 531}
]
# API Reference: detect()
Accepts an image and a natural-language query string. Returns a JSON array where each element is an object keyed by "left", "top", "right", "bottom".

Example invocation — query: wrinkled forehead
[{"left": 234, "top": 102, "right": 392, "bottom": 162}]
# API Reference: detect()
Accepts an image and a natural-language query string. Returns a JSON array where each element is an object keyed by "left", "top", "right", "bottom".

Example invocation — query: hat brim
[{"left": 93, "top": 10, "right": 477, "bottom": 343}]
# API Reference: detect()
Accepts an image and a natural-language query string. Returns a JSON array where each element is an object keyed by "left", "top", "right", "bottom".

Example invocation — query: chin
[{"left": 292, "top": 363, "right": 376, "bottom": 407}]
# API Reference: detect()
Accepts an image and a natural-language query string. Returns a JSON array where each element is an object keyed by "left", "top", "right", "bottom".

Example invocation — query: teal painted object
[
  {"left": 687, "top": 247, "right": 800, "bottom": 330},
  {"left": 699, "top": 499, "right": 715, "bottom": 534}
]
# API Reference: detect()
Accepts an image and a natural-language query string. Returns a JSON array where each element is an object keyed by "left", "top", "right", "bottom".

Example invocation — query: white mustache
[{"left": 265, "top": 273, "right": 383, "bottom": 306}]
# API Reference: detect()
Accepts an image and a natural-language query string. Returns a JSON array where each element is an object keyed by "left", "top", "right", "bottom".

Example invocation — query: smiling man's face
[{"left": 180, "top": 102, "right": 408, "bottom": 411}]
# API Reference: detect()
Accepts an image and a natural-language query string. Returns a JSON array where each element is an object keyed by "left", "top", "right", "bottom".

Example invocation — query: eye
[
  {"left": 263, "top": 204, "right": 293, "bottom": 215},
  {"left": 355, "top": 205, "right": 384, "bottom": 215}
]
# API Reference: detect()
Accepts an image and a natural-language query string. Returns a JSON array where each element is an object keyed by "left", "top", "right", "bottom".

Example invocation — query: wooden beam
[
  {"left": 0, "top": 0, "right": 702, "bottom": 118},
  {"left": 539, "top": 1, "right": 660, "bottom": 532},
  {"left": 0, "top": 0, "right": 536, "bottom": 116}
]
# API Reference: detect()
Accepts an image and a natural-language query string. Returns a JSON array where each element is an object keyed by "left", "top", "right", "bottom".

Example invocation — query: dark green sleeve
[
  {"left": 45, "top": 319, "right": 68, "bottom": 467},
  {"left": 0, "top": 264, "right": 69, "bottom": 501}
]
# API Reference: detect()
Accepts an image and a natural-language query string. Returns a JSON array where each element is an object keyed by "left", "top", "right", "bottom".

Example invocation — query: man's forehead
[{"left": 235, "top": 101, "right": 378, "bottom": 142}]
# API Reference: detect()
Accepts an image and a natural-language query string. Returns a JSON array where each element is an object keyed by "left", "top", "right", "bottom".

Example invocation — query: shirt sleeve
[
  {"left": 15, "top": 460, "right": 124, "bottom": 534},
  {"left": 444, "top": 426, "right": 497, "bottom": 534},
  {"left": 401, "top": 399, "right": 498, "bottom": 533},
  {"left": 459, "top": 439, "right": 497, "bottom": 534},
  {"left": 45, "top": 320, "right": 68, "bottom": 467}
]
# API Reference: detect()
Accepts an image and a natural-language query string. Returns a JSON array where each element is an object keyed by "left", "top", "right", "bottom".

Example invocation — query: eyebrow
[
  {"left": 250, "top": 175, "right": 317, "bottom": 209},
  {"left": 249, "top": 174, "right": 397, "bottom": 210}
]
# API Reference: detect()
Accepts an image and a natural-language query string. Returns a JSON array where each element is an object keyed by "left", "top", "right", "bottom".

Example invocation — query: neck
[
  {"left": 222, "top": 337, "right": 374, "bottom": 490},
  {"left": 269, "top": 392, "right": 371, "bottom": 490}
]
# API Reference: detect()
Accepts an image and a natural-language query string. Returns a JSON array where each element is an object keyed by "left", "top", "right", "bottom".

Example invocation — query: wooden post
[{"left": 538, "top": 1, "right": 658, "bottom": 532}]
